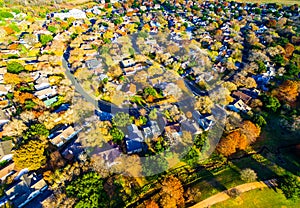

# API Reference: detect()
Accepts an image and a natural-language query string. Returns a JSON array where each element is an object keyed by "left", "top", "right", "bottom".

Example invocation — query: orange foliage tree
[
  {"left": 159, "top": 176, "right": 184, "bottom": 208},
  {"left": 217, "top": 121, "right": 261, "bottom": 156},
  {"left": 272, "top": 80, "right": 300, "bottom": 104}
]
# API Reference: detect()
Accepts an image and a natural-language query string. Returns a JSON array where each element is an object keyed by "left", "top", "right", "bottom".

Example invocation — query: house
[
  {"left": 164, "top": 123, "right": 182, "bottom": 141},
  {"left": 0, "top": 67, "right": 7, "bottom": 84},
  {"left": 52, "top": 9, "right": 87, "bottom": 20},
  {"left": 44, "top": 96, "right": 58, "bottom": 107},
  {"left": 126, "top": 124, "right": 145, "bottom": 154},
  {"left": 0, "top": 140, "right": 12, "bottom": 160},
  {"left": 5, "top": 172, "right": 48, "bottom": 208},
  {"left": 193, "top": 111, "right": 216, "bottom": 131},
  {"left": 125, "top": 83, "right": 136, "bottom": 95},
  {"left": 97, "top": 147, "right": 121, "bottom": 164},
  {"left": 0, "top": 110, "right": 9, "bottom": 129},
  {"left": 34, "top": 86, "right": 57, "bottom": 100},
  {"left": 0, "top": 162, "right": 16, "bottom": 181},
  {"left": 228, "top": 99, "right": 252, "bottom": 113},
  {"left": 143, "top": 120, "right": 161, "bottom": 139},
  {"left": 0, "top": 85, "right": 11, "bottom": 96},
  {"left": 52, "top": 103, "right": 70, "bottom": 114},
  {"left": 181, "top": 120, "right": 203, "bottom": 135},
  {"left": 49, "top": 125, "right": 77, "bottom": 147},
  {"left": 34, "top": 77, "right": 50, "bottom": 91},
  {"left": 232, "top": 91, "right": 252, "bottom": 104},
  {"left": 123, "top": 66, "right": 136, "bottom": 75},
  {"left": 120, "top": 59, "right": 135, "bottom": 68},
  {"left": 85, "top": 59, "right": 102, "bottom": 70}
]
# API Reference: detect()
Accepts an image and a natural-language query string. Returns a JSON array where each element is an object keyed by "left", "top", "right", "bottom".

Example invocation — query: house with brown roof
[{"left": 232, "top": 90, "right": 252, "bottom": 104}]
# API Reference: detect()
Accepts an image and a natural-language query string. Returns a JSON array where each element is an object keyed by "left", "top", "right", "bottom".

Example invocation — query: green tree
[
  {"left": 252, "top": 114, "right": 267, "bottom": 127},
  {"left": 278, "top": 174, "right": 300, "bottom": 200},
  {"left": 7, "top": 61, "right": 24, "bottom": 74},
  {"left": 66, "top": 172, "right": 109, "bottom": 208},
  {"left": 262, "top": 95, "right": 281, "bottom": 112},
  {"left": 13, "top": 140, "right": 46, "bottom": 171},
  {"left": 112, "top": 112, "right": 132, "bottom": 127},
  {"left": 142, "top": 154, "right": 168, "bottom": 176},
  {"left": 182, "top": 147, "right": 200, "bottom": 166},
  {"left": 149, "top": 108, "right": 158, "bottom": 120},
  {"left": 24, "top": 124, "right": 49, "bottom": 140},
  {"left": 256, "top": 60, "right": 267, "bottom": 73},
  {"left": 110, "top": 127, "right": 124, "bottom": 143},
  {"left": 39, "top": 34, "right": 53, "bottom": 46},
  {"left": 286, "top": 63, "right": 300, "bottom": 77},
  {"left": 47, "top": 25, "right": 58, "bottom": 33}
]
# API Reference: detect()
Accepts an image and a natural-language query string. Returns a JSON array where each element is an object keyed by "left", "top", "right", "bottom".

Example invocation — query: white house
[{"left": 52, "top": 9, "right": 87, "bottom": 20}]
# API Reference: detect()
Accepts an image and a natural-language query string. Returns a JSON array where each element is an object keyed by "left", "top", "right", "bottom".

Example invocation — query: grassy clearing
[
  {"left": 212, "top": 188, "right": 300, "bottom": 208},
  {"left": 232, "top": 0, "right": 300, "bottom": 5}
]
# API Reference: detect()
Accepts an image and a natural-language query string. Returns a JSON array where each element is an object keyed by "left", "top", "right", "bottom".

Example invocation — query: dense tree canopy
[
  {"left": 66, "top": 172, "right": 109, "bottom": 208},
  {"left": 13, "top": 140, "right": 46, "bottom": 170},
  {"left": 278, "top": 174, "right": 300, "bottom": 200},
  {"left": 112, "top": 112, "right": 132, "bottom": 127},
  {"left": 7, "top": 61, "right": 25, "bottom": 74}
]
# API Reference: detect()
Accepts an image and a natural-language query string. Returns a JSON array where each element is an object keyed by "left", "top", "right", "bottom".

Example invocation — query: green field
[
  {"left": 232, "top": 0, "right": 300, "bottom": 5},
  {"left": 212, "top": 188, "right": 300, "bottom": 208}
]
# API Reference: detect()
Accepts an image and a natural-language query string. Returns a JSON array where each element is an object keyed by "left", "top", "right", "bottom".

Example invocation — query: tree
[
  {"left": 240, "top": 168, "right": 257, "bottom": 182},
  {"left": 110, "top": 127, "right": 124, "bottom": 143},
  {"left": 145, "top": 200, "right": 159, "bottom": 208},
  {"left": 2, "top": 119, "right": 27, "bottom": 138},
  {"left": 240, "top": 121, "right": 261, "bottom": 144},
  {"left": 252, "top": 114, "right": 267, "bottom": 127},
  {"left": 194, "top": 96, "right": 213, "bottom": 114},
  {"left": 272, "top": 80, "right": 299, "bottom": 104},
  {"left": 24, "top": 123, "right": 49, "bottom": 140},
  {"left": 149, "top": 108, "right": 158, "bottom": 120},
  {"left": 278, "top": 174, "right": 300, "bottom": 200},
  {"left": 3, "top": 73, "right": 22, "bottom": 84},
  {"left": 262, "top": 95, "right": 281, "bottom": 112},
  {"left": 142, "top": 155, "right": 168, "bottom": 176},
  {"left": 159, "top": 176, "right": 184, "bottom": 208},
  {"left": 112, "top": 112, "right": 132, "bottom": 127},
  {"left": 40, "top": 34, "right": 53, "bottom": 46},
  {"left": 66, "top": 172, "right": 109, "bottom": 208},
  {"left": 217, "top": 131, "right": 245, "bottom": 156},
  {"left": 13, "top": 140, "right": 46, "bottom": 170},
  {"left": 182, "top": 147, "right": 200, "bottom": 166},
  {"left": 7, "top": 61, "right": 24, "bottom": 74}
]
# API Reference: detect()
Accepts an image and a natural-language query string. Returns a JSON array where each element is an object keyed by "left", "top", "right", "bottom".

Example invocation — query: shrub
[{"left": 240, "top": 168, "right": 258, "bottom": 182}]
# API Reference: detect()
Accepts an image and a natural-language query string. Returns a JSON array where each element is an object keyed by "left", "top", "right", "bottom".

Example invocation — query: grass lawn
[
  {"left": 232, "top": 0, "right": 300, "bottom": 5},
  {"left": 212, "top": 188, "right": 300, "bottom": 208}
]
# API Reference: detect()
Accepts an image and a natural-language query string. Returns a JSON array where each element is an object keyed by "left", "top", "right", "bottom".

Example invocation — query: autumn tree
[
  {"left": 240, "top": 121, "right": 261, "bottom": 144},
  {"left": 272, "top": 80, "right": 299, "bottom": 104},
  {"left": 194, "top": 96, "right": 213, "bottom": 114},
  {"left": 145, "top": 200, "right": 159, "bottom": 208},
  {"left": 218, "top": 120, "right": 260, "bottom": 156},
  {"left": 2, "top": 119, "right": 27, "bottom": 138},
  {"left": 159, "top": 176, "right": 184, "bottom": 208},
  {"left": 13, "top": 140, "right": 46, "bottom": 170},
  {"left": 217, "top": 131, "right": 247, "bottom": 156}
]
